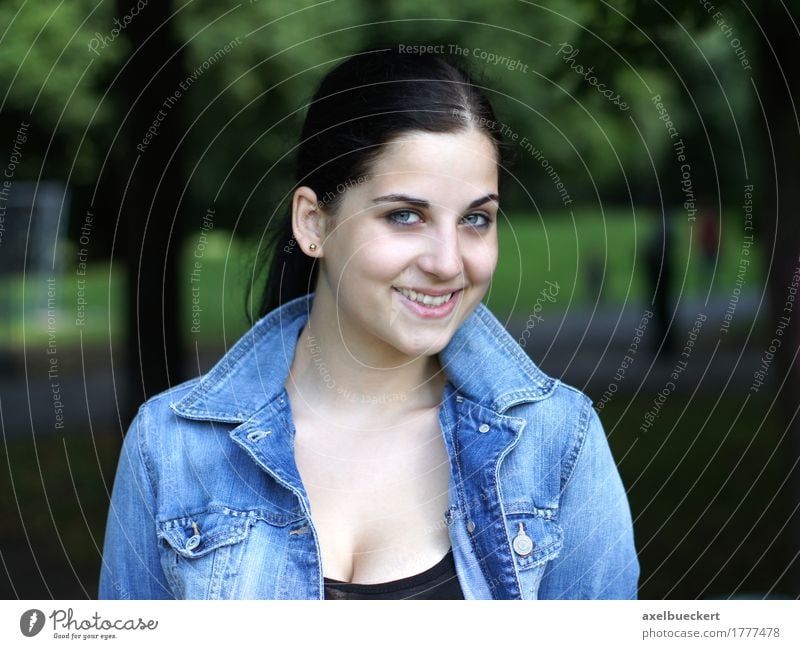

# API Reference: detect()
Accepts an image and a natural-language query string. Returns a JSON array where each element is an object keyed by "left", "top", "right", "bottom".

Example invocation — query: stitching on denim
[
  {"left": 501, "top": 511, "right": 564, "bottom": 570},
  {"left": 440, "top": 389, "right": 469, "bottom": 567},
  {"left": 493, "top": 383, "right": 559, "bottom": 412},
  {"left": 170, "top": 294, "right": 311, "bottom": 415},
  {"left": 134, "top": 403, "right": 158, "bottom": 502},
  {"left": 442, "top": 393, "right": 468, "bottom": 519},
  {"left": 493, "top": 415, "right": 527, "bottom": 598},
  {"left": 129, "top": 402, "right": 178, "bottom": 596},
  {"left": 559, "top": 394, "right": 592, "bottom": 494},
  {"left": 207, "top": 544, "right": 225, "bottom": 598},
  {"left": 158, "top": 503, "right": 303, "bottom": 530},
  {"left": 171, "top": 296, "right": 561, "bottom": 422},
  {"left": 446, "top": 395, "right": 502, "bottom": 597},
  {"left": 158, "top": 519, "right": 252, "bottom": 558},
  {"left": 473, "top": 304, "right": 551, "bottom": 389},
  {"left": 503, "top": 501, "right": 558, "bottom": 518}
]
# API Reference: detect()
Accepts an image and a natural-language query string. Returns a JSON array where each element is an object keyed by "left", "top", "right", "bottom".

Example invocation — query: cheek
[
  {"left": 464, "top": 236, "right": 498, "bottom": 281},
  {"left": 337, "top": 240, "right": 404, "bottom": 288}
]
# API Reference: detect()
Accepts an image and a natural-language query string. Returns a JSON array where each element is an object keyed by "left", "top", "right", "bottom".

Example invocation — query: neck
[{"left": 288, "top": 290, "right": 447, "bottom": 416}]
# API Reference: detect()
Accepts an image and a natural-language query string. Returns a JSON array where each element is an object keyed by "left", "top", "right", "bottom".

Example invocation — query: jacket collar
[{"left": 170, "top": 292, "right": 557, "bottom": 423}]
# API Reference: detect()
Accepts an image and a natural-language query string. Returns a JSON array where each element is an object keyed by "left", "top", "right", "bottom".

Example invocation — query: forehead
[{"left": 366, "top": 129, "right": 498, "bottom": 190}]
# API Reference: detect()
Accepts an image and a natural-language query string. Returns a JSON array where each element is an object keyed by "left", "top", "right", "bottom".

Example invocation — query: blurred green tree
[
  {"left": 1, "top": 0, "right": 799, "bottom": 599},
  {"left": 1, "top": 6, "right": 795, "bottom": 548}
]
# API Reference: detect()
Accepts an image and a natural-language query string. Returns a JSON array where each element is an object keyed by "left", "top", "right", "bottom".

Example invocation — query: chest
[
  {"left": 291, "top": 407, "right": 453, "bottom": 583},
  {"left": 156, "top": 393, "right": 568, "bottom": 599}
]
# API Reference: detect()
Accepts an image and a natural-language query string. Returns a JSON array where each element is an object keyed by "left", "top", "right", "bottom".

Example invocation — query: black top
[{"left": 323, "top": 548, "right": 465, "bottom": 600}]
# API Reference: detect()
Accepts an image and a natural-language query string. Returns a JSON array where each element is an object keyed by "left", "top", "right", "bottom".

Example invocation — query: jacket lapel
[{"left": 448, "top": 393, "right": 529, "bottom": 599}]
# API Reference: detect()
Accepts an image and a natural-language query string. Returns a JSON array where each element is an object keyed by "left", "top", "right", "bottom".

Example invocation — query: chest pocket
[
  {"left": 503, "top": 503, "right": 563, "bottom": 599},
  {"left": 156, "top": 508, "right": 258, "bottom": 599}
]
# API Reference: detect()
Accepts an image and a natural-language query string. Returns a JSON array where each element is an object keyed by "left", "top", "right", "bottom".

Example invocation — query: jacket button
[
  {"left": 466, "top": 520, "right": 476, "bottom": 533},
  {"left": 478, "top": 423, "right": 490, "bottom": 433},
  {"left": 185, "top": 534, "right": 201, "bottom": 551},
  {"left": 512, "top": 522, "right": 533, "bottom": 557}
]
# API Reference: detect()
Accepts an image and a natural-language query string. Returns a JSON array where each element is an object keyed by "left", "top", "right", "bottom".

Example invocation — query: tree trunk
[{"left": 116, "top": 0, "right": 186, "bottom": 420}]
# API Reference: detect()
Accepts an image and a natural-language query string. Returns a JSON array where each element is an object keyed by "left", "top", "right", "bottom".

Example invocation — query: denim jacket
[{"left": 99, "top": 293, "right": 639, "bottom": 599}]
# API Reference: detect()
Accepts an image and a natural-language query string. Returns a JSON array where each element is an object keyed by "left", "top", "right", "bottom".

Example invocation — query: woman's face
[{"left": 314, "top": 128, "right": 499, "bottom": 361}]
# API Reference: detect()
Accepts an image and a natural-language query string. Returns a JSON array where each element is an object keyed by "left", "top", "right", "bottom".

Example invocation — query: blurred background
[{"left": 1, "top": 0, "right": 798, "bottom": 599}]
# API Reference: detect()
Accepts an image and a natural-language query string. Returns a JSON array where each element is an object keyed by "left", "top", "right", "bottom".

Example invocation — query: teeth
[{"left": 396, "top": 287, "right": 453, "bottom": 307}]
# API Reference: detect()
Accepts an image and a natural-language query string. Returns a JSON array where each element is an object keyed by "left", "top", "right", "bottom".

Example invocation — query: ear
[{"left": 291, "top": 186, "right": 328, "bottom": 257}]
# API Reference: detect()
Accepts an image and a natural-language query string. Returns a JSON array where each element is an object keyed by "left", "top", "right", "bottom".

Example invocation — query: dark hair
[{"left": 249, "top": 43, "right": 510, "bottom": 322}]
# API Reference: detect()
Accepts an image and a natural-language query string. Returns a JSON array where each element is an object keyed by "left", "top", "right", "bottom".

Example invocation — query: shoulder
[
  {"left": 126, "top": 375, "right": 258, "bottom": 512},
  {"left": 548, "top": 380, "right": 601, "bottom": 486},
  {"left": 505, "top": 376, "right": 600, "bottom": 496},
  {"left": 136, "top": 377, "right": 204, "bottom": 426},
  {"left": 126, "top": 377, "right": 208, "bottom": 470}
]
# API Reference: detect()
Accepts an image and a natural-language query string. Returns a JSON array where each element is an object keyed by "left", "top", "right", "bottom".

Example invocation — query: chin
[{"left": 389, "top": 329, "right": 454, "bottom": 359}]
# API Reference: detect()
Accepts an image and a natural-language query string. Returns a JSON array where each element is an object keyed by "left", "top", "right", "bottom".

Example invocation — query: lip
[
  {"left": 393, "top": 286, "right": 464, "bottom": 297},
  {"left": 392, "top": 287, "right": 462, "bottom": 319}
]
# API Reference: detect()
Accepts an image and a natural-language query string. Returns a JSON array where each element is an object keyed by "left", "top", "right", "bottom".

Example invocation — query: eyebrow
[{"left": 371, "top": 193, "right": 499, "bottom": 210}]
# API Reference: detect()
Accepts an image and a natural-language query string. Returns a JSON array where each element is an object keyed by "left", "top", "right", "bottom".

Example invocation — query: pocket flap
[
  {"left": 504, "top": 504, "right": 563, "bottom": 570},
  {"left": 158, "top": 510, "right": 252, "bottom": 559}
]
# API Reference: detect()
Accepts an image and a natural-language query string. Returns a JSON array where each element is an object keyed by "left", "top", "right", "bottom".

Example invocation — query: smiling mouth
[{"left": 392, "top": 286, "right": 463, "bottom": 307}]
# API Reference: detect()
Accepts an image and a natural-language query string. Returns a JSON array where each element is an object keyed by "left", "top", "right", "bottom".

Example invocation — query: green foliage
[
  {"left": 175, "top": 1, "right": 371, "bottom": 228},
  {"left": 0, "top": 0, "right": 126, "bottom": 181},
  {"left": 0, "top": 1, "right": 760, "bottom": 227}
]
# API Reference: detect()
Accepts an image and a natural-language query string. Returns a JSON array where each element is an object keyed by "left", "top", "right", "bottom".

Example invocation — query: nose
[{"left": 416, "top": 222, "right": 463, "bottom": 279}]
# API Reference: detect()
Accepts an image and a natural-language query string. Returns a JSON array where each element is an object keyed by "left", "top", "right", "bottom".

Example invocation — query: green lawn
[
  {"left": 485, "top": 208, "right": 759, "bottom": 314},
  {"left": 1, "top": 208, "right": 760, "bottom": 347}
]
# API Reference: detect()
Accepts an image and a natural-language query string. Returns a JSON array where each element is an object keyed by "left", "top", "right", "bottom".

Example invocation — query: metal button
[
  {"left": 185, "top": 522, "right": 202, "bottom": 550},
  {"left": 443, "top": 508, "right": 453, "bottom": 526},
  {"left": 478, "top": 423, "right": 490, "bottom": 433},
  {"left": 466, "top": 520, "right": 476, "bottom": 533},
  {"left": 512, "top": 522, "right": 534, "bottom": 557}
]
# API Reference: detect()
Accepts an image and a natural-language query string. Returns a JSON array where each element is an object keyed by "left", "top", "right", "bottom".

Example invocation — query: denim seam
[
  {"left": 503, "top": 501, "right": 558, "bottom": 519},
  {"left": 443, "top": 395, "right": 469, "bottom": 520},
  {"left": 135, "top": 402, "right": 159, "bottom": 505},
  {"left": 162, "top": 549, "right": 183, "bottom": 599},
  {"left": 157, "top": 505, "right": 302, "bottom": 528},
  {"left": 128, "top": 402, "right": 176, "bottom": 596},
  {"left": 449, "top": 398, "right": 499, "bottom": 597},
  {"left": 559, "top": 394, "right": 592, "bottom": 494},
  {"left": 494, "top": 415, "right": 526, "bottom": 598},
  {"left": 473, "top": 305, "right": 553, "bottom": 392}
]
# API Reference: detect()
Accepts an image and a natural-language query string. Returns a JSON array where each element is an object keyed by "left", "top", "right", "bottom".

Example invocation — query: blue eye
[
  {"left": 385, "top": 210, "right": 493, "bottom": 229},
  {"left": 387, "top": 210, "right": 422, "bottom": 226},
  {"left": 463, "top": 213, "right": 492, "bottom": 228}
]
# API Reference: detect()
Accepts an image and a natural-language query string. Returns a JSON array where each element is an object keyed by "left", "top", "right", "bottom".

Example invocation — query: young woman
[{"left": 99, "top": 44, "right": 639, "bottom": 600}]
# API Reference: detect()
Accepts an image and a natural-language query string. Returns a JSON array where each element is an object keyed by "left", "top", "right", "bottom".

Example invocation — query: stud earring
[{"left": 309, "top": 243, "right": 317, "bottom": 251}]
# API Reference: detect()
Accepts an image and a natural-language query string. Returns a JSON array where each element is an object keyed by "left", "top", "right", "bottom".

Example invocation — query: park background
[{"left": 1, "top": 0, "right": 799, "bottom": 599}]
